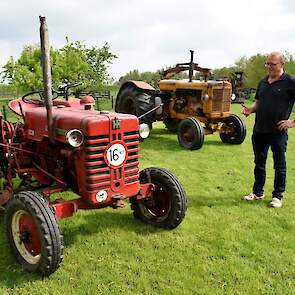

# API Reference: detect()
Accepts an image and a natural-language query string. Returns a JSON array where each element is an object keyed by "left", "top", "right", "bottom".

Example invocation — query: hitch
[{"left": 111, "top": 194, "right": 126, "bottom": 208}]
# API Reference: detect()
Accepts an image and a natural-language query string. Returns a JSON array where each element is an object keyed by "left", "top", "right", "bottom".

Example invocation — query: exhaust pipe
[
  {"left": 39, "top": 16, "right": 54, "bottom": 144},
  {"left": 189, "top": 50, "right": 194, "bottom": 82}
]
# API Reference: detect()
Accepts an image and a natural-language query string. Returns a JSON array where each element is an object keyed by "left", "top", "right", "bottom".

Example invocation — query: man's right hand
[{"left": 241, "top": 104, "right": 252, "bottom": 117}]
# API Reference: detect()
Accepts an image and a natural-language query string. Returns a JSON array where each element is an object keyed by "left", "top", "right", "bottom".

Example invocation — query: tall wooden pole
[{"left": 39, "top": 16, "right": 54, "bottom": 144}]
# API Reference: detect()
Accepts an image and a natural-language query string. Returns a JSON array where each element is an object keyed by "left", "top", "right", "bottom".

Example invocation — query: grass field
[{"left": 0, "top": 102, "right": 295, "bottom": 294}]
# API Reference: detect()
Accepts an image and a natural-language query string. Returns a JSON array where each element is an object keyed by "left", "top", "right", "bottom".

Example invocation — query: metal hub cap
[{"left": 11, "top": 210, "right": 41, "bottom": 264}]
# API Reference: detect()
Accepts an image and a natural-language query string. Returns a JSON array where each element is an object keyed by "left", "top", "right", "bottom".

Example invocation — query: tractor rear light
[
  {"left": 66, "top": 129, "right": 84, "bottom": 147},
  {"left": 139, "top": 123, "right": 150, "bottom": 139}
]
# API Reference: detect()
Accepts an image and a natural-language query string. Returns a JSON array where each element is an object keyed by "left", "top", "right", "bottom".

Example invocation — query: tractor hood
[
  {"left": 159, "top": 79, "right": 231, "bottom": 91},
  {"left": 9, "top": 99, "right": 139, "bottom": 143}
]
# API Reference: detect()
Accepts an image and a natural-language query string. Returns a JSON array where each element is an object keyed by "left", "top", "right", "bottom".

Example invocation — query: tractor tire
[
  {"left": 163, "top": 118, "right": 180, "bottom": 133},
  {"left": 116, "top": 85, "right": 155, "bottom": 127},
  {"left": 131, "top": 167, "right": 187, "bottom": 229},
  {"left": 4, "top": 191, "right": 64, "bottom": 276},
  {"left": 220, "top": 114, "right": 246, "bottom": 144},
  {"left": 177, "top": 117, "right": 204, "bottom": 150}
]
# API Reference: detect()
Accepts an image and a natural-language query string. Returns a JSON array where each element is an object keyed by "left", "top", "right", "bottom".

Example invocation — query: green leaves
[
  {"left": 213, "top": 52, "right": 295, "bottom": 89},
  {"left": 1, "top": 40, "right": 117, "bottom": 92},
  {"left": 118, "top": 69, "right": 161, "bottom": 88}
]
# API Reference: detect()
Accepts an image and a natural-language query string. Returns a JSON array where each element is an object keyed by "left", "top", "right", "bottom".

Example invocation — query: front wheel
[
  {"left": 131, "top": 167, "right": 187, "bottom": 229},
  {"left": 219, "top": 114, "right": 246, "bottom": 144},
  {"left": 177, "top": 117, "right": 204, "bottom": 150},
  {"left": 4, "top": 191, "right": 64, "bottom": 276}
]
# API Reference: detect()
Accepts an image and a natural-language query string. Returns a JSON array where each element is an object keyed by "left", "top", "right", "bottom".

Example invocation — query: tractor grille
[
  {"left": 212, "top": 88, "right": 231, "bottom": 112},
  {"left": 84, "top": 134, "right": 110, "bottom": 191},
  {"left": 123, "top": 131, "right": 140, "bottom": 185},
  {"left": 84, "top": 131, "right": 139, "bottom": 191}
]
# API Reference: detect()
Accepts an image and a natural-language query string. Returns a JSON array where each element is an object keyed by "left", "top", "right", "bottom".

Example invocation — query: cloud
[
  {"left": 0, "top": 0, "right": 295, "bottom": 80},
  {"left": 279, "top": 0, "right": 295, "bottom": 13}
]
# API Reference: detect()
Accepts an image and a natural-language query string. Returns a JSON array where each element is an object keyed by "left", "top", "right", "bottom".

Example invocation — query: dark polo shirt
[{"left": 254, "top": 72, "right": 295, "bottom": 133}]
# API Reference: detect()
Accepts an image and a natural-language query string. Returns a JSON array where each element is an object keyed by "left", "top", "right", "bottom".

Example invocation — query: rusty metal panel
[
  {"left": 212, "top": 89, "right": 223, "bottom": 112},
  {"left": 212, "top": 88, "right": 231, "bottom": 113},
  {"left": 130, "top": 80, "right": 155, "bottom": 90},
  {"left": 222, "top": 88, "right": 232, "bottom": 112}
]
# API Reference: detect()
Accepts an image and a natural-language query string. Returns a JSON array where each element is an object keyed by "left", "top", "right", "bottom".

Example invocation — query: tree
[
  {"left": 118, "top": 70, "right": 161, "bottom": 88},
  {"left": 1, "top": 45, "right": 45, "bottom": 92},
  {"left": 212, "top": 52, "right": 295, "bottom": 89},
  {"left": 241, "top": 54, "right": 267, "bottom": 88},
  {"left": 212, "top": 66, "right": 237, "bottom": 80},
  {"left": 118, "top": 67, "right": 194, "bottom": 89},
  {"left": 284, "top": 52, "right": 295, "bottom": 76},
  {"left": 1, "top": 41, "right": 117, "bottom": 92}
]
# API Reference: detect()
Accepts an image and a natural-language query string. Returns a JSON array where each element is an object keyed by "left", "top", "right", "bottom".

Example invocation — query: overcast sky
[{"left": 0, "top": 0, "right": 294, "bottom": 80}]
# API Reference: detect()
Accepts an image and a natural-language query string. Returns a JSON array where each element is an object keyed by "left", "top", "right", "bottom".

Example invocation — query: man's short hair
[{"left": 268, "top": 52, "right": 286, "bottom": 64}]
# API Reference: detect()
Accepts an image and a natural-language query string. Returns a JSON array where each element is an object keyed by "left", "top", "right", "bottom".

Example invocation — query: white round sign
[
  {"left": 105, "top": 143, "right": 127, "bottom": 168},
  {"left": 96, "top": 190, "right": 108, "bottom": 202}
]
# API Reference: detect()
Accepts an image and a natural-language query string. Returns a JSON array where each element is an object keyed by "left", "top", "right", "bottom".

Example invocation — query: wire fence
[{"left": 0, "top": 90, "right": 20, "bottom": 100}]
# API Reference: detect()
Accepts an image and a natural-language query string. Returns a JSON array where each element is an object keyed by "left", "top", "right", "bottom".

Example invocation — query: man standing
[{"left": 242, "top": 52, "right": 295, "bottom": 208}]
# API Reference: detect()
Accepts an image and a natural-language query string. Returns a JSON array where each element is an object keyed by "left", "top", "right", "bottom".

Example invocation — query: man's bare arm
[{"left": 241, "top": 100, "right": 258, "bottom": 117}]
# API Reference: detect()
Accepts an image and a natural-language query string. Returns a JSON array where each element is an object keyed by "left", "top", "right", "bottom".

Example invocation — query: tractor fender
[
  {"left": 120, "top": 80, "right": 155, "bottom": 92},
  {"left": 116, "top": 81, "right": 155, "bottom": 111}
]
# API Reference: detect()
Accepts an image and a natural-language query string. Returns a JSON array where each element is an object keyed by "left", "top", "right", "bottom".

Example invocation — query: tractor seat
[{"left": 8, "top": 99, "right": 40, "bottom": 116}]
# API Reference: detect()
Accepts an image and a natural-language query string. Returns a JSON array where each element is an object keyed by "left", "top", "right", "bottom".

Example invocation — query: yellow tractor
[{"left": 115, "top": 51, "right": 246, "bottom": 149}]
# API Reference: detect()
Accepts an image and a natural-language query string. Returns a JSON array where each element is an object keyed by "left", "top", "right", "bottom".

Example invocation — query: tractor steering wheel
[
  {"left": 21, "top": 91, "right": 46, "bottom": 106},
  {"left": 21, "top": 90, "right": 61, "bottom": 105},
  {"left": 21, "top": 82, "right": 82, "bottom": 105},
  {"left": 54, "top": 82, "right": 82, "bottom": 100}
]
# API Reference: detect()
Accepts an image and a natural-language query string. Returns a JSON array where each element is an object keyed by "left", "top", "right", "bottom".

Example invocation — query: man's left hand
[{"left": 278, "top": 119, "right": 295, "bottom": 131}]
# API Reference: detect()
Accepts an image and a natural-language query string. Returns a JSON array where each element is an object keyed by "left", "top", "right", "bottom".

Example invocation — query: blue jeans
[{"left": 252, "top": 132, "right": 288, "bottom": 199}]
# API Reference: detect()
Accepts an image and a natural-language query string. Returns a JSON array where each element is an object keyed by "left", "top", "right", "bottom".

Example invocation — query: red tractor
[{"left": 0, "top": 17, "right": 187, "bottom": 276}]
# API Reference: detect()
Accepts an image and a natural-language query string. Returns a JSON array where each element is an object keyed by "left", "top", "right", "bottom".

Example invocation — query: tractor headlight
[
  {"left": 139, "top": 123, "right": 150, "bottom": 139},
  {"left": 66, "top": 129, "right": 84, "bottom": 147},
  {"left": 202, "top": 93, "right": 209, "bottom": 101}
]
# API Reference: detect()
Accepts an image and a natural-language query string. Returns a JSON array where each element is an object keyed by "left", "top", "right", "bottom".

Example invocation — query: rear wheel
[
  {"left": 131, "top": 167, "right": 187, "bottom": 229},
  {"left": 177, "top": 117, "right": 204, "bottom": 150},
  {"left": 4, "top": 191, "right": 63, "bottom": 276},
  {"left": 115, "top": 85, "right": 155, "bottom": 127},
  {"left": 220, "top": 114, "right": 246, "bottom": 144}
]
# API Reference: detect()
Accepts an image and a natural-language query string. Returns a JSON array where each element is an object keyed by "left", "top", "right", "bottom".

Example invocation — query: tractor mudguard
[
  {"left": 115, "top": 81, "right": 155, "bottom": 111},
  {"left": 122, "top": 80, "right": 155, "bottom": 91}
]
